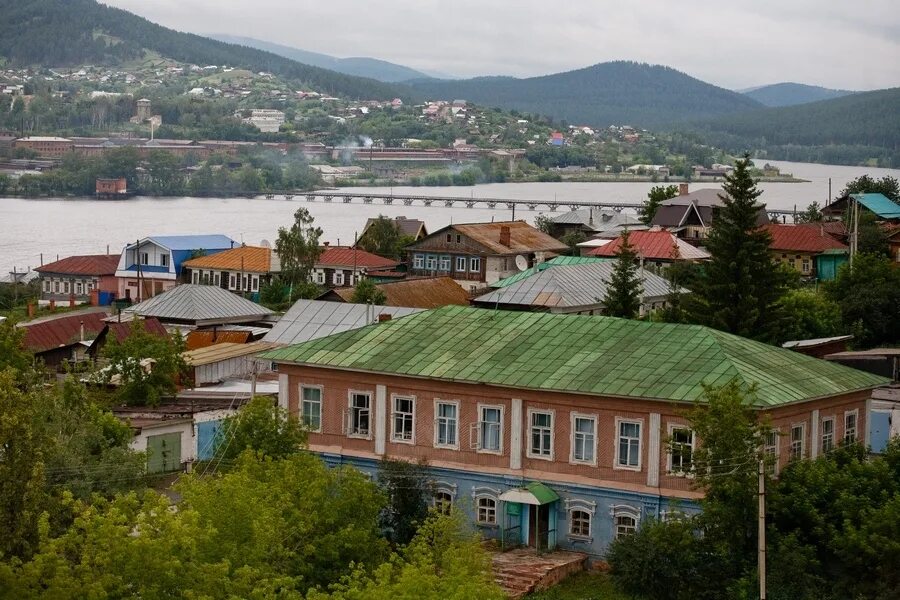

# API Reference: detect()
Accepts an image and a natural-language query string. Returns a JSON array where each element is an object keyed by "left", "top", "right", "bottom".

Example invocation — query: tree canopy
[
  {"left": 639, "top": 184, "right": 679, "bottom": 225},
  {"left": 601, "top": 229, "right": 643, "bottom": 319}
]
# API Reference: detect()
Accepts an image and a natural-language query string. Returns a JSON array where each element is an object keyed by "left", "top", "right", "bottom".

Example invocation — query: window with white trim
[
  {"left": 392, "top": 395, "right": 415, "bottom": 443},
  {"left": 192, "top": 271, "right": 199, "bottom": 284},
  {"left": 63, "top": 281, "right": 69, "bottom": 294},
  {"left": 43, "top": 279, "right": 50, "bottom": 293},
  {"left": 434, "top": 491, "right": 453, "bottom": 514},
  {"left": 301, "top": 386, "right": 322, "bottom": 432},
  {"left": 844, "top": 410, "right": 857, "bottom": 444},
  {"left": 669, "top": 427, "right": 694, "bottom": 474},
  {"left": 474, "top": 405, "right": 502, "bottom": 452},
  {"left": 315, "top": 271, "right": 325, "bottom": 284},
  {"left": 528, "top": 410, "right": 553, "bottom": 459},
  {"left": 439, "top": 255, "right": 451, "bottom": 272},
  {"left": 612, "top": 507, "right": 639, "bottom": 539},
  {"left": 75, "top": 281, "right": 83, "bottom": 295},
  {"left": 213, "top": 273, "right": 220, "bottom": 286},
  {"left": 570, "top": 510, "right": 591, "bottom": 537},
  {"left": 455, "top": 256, "right": 466, "bottom": 272},
  {"left": 821, "top": 417, "right": 835, "bottom": 453},
  {"left": 348, "top": 392, "right": 371, "bottom": 437},
  {"left": 426, "top": 254, "right": 437, "bottom": 270},
  {"left": 571, "top": 414, "right": 596, "bottom": 464},
  {"left": 764, "top": 430, "right": 779, "bottom": 474},
  {"left": 229, "top": 274, "right": 236, "bottom": 289},
  {"left": 469, "top": 257, "right": 481, "bottom": 272},
  {"left": 252, "top": 276, "right": 259, "bottom": 291},
  {"left": 476, "top": 496, "right": 497, "bottom": 525},
  {"left": 333, "top": 271, "right": 345, "bottom": 286},
  {"left": 616, "top": 419, "right": 642, "bottom": 469},
  {"left": 801, "top": 257, "right": 811, "bottom": 274},
  {"left": 54, "top": 281, "right": 60, "bottom": 293},
  {"left": 140, "top": 252, "right": 149, "bottom": 265},
  {"left": 160, "top": 253, "right": 169, "bottom": 267},
  {"left": 413, "top": 254, "right": 424, "bottom": 269},
  {"left": 435, "top": 401, "right": 458, "bottom": 448},
  {"left": 790, "top": 423, "right": 805, "bottom": 460}
]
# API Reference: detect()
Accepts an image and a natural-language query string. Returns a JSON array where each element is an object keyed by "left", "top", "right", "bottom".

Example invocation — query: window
[
  {"left": 63, "top": 281, "right": 70, "bottom": 294},
  {"left": 528, "top": 410, "right": 553, "bottom": 459},
  {"left": 456, "top": 234, "right": 462, "bottom": 244},
  {"left": 434, "top": 491, "right": 453, "bottom": 514},
  {"left": 446, "top": 233, "right": 452, "bottom": 243},
  {"left": 75, "top": 282, "right": 83, "bottom": 295},
  {"left": 764, "top": 430, "right": 779, "bottom": 474},
  {"left": 140, "top": 252, "right": 149, "bottom": 265},
  {"left": 801, "top": 258, "right": 811, "bottom": 274},
  {"left": 821, "top": 417, "right": 835, "bottom": 453},
  {"left": 476, "top": 497, "right": 497, "bottom": 525},
  {"left": 570, "top": 510, "right": 591, "bottom": 537},
  {"left": 469, "top": 257, "right": 481, "bottom": 272},
  {"left": 54, "top": 281, "right": 60, "bottom": 293},
  {"left": 301, "top": 386, "right": 322, "bottom": 431},
  {"left": 413, "top": 254, "right": 424, "bottom": 269},
  {"left": 455, "top": 256, "right": 467, "bottom": 272},
  {"left": 844, "top": 410, "right": 858, "bottom": 444},
  {"left": 426, "top": 254, "right": 437, "bottom": 270},
  {"left": 572, "top": 414, "right": 596, "bottom": 464},
  {"left": 43, "top": 280, "right": 50, "bottom": 293},
  {"left": 160, "top": 253, "right": 169, "bottom": 267},
  {"left": 614, "top": 514, "right": 637, "bottom": 539},
  {"left": 252, "top": 276, "right": 259, "bottom": 291},
  {"left": 315, "top": 271, "right": 325, "bottom": 284},
  {"left": 229, "top": 274, "right": 236, "bottom": 289},
  {"left": 392, "top": 396, "right": 415, "bottom": 442},
  {"left": 439, "top": 255, "right": 451, "bottom": 272},
  {"left": 213, "top": 273, "right": 220, "bottom": 286},
  {"left": 192, "top": 271, "right": 199, "bottom": 284},
  {"left": 435, "top": 401, "right": 458, "bottom": 448},
  {"left": 669, "top": 427, "right": 694, "bottom": 474},
  {"left": 348, "top": 392, "right": 371, "bottom": 437},
  {"left": 333, "top": 271, "right": 345, "bottom": 286},
  {"left": 616, "top": 419, "right": 642, "bottom": 469},
  {"left": 476, "top": 405, "right": 502, "bottom": 452},
  {"left": 790, "top": 423, "right": 805, "bottom": 460}
]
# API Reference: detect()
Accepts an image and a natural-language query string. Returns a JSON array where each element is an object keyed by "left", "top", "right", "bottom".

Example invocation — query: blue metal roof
[
  {"left": 850, "top": 194, "right": 900, "bottom": 218},
  {"left": 144, "top": 235, "right": 236, "bottom": 251}
]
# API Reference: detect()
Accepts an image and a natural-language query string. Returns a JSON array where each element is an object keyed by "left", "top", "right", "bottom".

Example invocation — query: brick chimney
[
  {"left": 378, "top": 313, "right": 392, "bottom": 323},
  {"left": 679, "top": 183, "right": 689, "bottom": 196},
  {"left": 323, "top": 241, "right": 330, "bottom": 247},
  {"left": 499, "top": 225, "right": 511, "bottom": 247}
]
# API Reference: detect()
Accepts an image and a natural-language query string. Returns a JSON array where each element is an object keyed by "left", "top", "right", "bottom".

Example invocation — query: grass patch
[{"left": 524, "top": 571, "right": 632, "bottom": 600}]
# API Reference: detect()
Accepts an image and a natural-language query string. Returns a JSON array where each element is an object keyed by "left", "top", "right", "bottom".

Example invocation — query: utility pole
[
  {"left": 758, "top": 458, "right": 767, "bottom": 600},
  {"left": 135, "top": 238, "right": 142, "bottom": 303}
]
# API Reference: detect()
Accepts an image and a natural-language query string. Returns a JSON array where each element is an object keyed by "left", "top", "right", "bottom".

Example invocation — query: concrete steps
[{"left": 491, "top": 548, "right": 587, "bottom": 599}]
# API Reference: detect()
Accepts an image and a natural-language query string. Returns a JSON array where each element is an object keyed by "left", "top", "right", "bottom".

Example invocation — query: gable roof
[
  {"left": 316, "top": 246, "right": 400, "bottom": 270},
  {"left": 133, "top": 235, "right": 236, "bottom": 252},
  {"left": 105, "top": 317, "right": 168, "bottom": 343},
  {"left": 762, "top": 224, "right": 849, "bottom": 253},
  {"left": 850, "top": 193, "right": 900, "bottom": 219},
  {"left": 651, "top": 188, "right": 769, "bottom": 229},
  {"left": 359, "top": 217, "right": 428, "bottom": 240},
  {"left": 21, "top": 311, "right": 108, "bottom": 353},
  {"left": 411, "top": 221, "right": 568, "bottom": 256},
  {"left": 472, "top": 262, "right": 679, "bottom": 309},
  {"left": 182, "top": 246, "right": 274, "bottom": 273},
  {"left": 492, "top": 256, "right": 611, "bottom": 288},
  {"left": 35, "top": 254, "right": 119, "bottom": 276},
  {"left": 260, "top": 306, "right": 888, "bottom": 407},
  {"left": 125, "top": 284, "right": 274, "bottom": 325},
  {"left": 587, "top": 230, "right": 711, "bottom": 261},
  {"left": 263, "top": 300, "right": 423, "bottom": 346},
  {"left": 549, "top": 208, "right": 641, "bottom": 232},
  {"left": 324, "top": 276, "right": 470, "bottom": 309}
]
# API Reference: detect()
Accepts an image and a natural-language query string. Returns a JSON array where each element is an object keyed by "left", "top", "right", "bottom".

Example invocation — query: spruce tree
[
  {"left": 691, "top": 155, "right": 790, "bottom": 341},
  {"left": 602, "top": 229, "right": 643, "bottom": 318}
]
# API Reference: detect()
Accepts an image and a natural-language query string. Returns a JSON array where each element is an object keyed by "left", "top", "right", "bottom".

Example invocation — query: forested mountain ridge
[
  {"left": 690, "top": 87, "right": 900, "bottom": 167},
  {"left": 406, "top": 61, "right": 764, "bottom": 128},
  {"left": 740, "top": 82, "right": 856, "bottom": 107},
  {"left": 208, "top": 35, "right": 433, "bottom": 83},
  {"left": 0, "top": 0, "right": 405, "bottom": 100}
]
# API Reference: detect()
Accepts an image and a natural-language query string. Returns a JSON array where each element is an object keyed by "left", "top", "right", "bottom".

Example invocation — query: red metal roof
[
  {"left": 587, "top": 230, "right": 710, "bottom": 261},
  {"left": 35, "top": 254, "right": 119, "bottom": 276},
  {"left": 106, "top": 317, "right": 168, "bottom": 343},
  {"left": 762, "top": 224, "right": 849, "bottom": 253},
  {"left": 21, "top": 312, "right": 109, "bottom": 353},
  {"left": 317, "top": 246, "right": 399, "bottom": 269}
]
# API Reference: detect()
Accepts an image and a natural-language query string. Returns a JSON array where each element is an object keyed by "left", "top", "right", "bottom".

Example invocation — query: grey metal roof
[
  {"left": 472, "top": 262, "right": 682, "bottom": 310},
  {"left": 125, "top": 284, "right": 274, "bottom": 325},
  {"left": 550, "top": 208, "right": 642, "bottom": 232},
  {"left": 263, "top": 299, "right": 423, "bottom": 346}
]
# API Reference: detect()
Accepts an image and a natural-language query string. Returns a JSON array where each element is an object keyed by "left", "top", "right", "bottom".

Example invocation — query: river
[{"left": 2, "top": 159, "right": 899, "bottom": 276}]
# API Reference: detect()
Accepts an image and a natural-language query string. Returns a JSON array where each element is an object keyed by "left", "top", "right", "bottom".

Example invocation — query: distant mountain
[
  {"left": 406, "top": 61, "right": 764, "bottom": 128},
  {"left": 740, "top": 82, "right": 856, "bottom": 107},
  {"left": 208, "top": 35, "right": 435, "bottom": 83},
  {"left": 0, "top": 0, "right": 405, "bottom": 100},
  {"left": 690, "top": 87, "right": 900, "bottom": 166}
]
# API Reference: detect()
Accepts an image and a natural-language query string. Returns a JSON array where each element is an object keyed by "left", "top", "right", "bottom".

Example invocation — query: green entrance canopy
[{"left": 498, "top": 482, "right": 560, "bottom": 506}]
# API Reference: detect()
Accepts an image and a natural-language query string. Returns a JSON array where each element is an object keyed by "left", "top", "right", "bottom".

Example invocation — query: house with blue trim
[
  {"left": 259, "top": 306, "right": 890, "bottom": 560},
  {"left": 114, "top": 235, "right": 236, "bottom": 301}
]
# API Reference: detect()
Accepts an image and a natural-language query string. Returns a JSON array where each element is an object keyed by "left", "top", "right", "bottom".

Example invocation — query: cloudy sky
[{"left": 102, "top": 0, "right": 899, "bottom": 90}]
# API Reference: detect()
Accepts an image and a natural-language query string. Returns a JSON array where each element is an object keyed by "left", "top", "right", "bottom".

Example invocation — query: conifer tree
[
  {"left": 690, "top": 155, "right": 790, "bottom": 341},
  {"left": 602, "top": 229, "right": 643, "bottom": 318}
]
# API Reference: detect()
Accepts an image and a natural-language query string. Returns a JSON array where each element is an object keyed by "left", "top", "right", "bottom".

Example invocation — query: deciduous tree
[
  {"left": 276, "top": 207, "right": 323, "bottom": 292},
  {"left": 351, "top": 277, "right": 387, "bottom": 305},
  {"left": 639, "top": 184, "right": 679, "bottom": 225}
]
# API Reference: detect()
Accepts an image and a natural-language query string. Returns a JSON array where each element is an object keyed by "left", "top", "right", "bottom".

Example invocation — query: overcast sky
[{"left": 101, "top": 0, "right": 899, "bottom": 90}]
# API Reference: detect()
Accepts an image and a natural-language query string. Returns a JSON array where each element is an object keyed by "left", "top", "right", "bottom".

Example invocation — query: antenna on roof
[{"left": 515, "top": 255, "right": 529, "bottom": 271}]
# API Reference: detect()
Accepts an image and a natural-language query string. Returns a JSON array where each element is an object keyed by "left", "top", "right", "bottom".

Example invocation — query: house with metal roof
[
  {"left": 183, "top": 245, "right": 279, "bottom": 299},
  {"left": 260, "top": 305, "right": 889, "bottom": 559},
  {"left": 650, "top": 185, "right": 769, "bottom": 245},
  {"left": 35, "top": 254, "right": 120, "bottom": 305},
  {"left": 313, "top": 245, "right": 400, "bottom": 288},
  {"left": 762, "top": 223, "right": 849, "bottom": 280},
  {"left": 586, "top": 229, "right": 711, "bottom": 267},
  {"left": 823, "top": 193, "right": 900, "bottom": 221},
  {"left": 490, "top": 256, "right": 611, "bottom": 289},
  {"left": 471, "top": 261, "right": 680, "bottom": 316},
  {"left": 114, "top": 235, "right": 237, "bottom": 302},
  {"left": 356, "top": 216, "right": 429, "bottom": 248},
  {"left": 124, "top": 284, "right": 274, "bottom": 328},
  {"left": 546, "top": 208, "right": 643, "bottom": 239},
  {"left": 317, "top": 276, "right": 470, "bottom": 309},
  {"left": 19, "top": 310, "right": 110, "bottom": 369}
]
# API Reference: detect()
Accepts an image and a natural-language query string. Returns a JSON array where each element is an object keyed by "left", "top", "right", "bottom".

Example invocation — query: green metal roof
[
  {"left": 492, "top": 256, "right": 611, "bottom": 288},
  {"left": 526, "top": 481, "right": 560, "bottom": 505},
  {"left": 260, "top": 306, "right": 888, "bottom": 407}
]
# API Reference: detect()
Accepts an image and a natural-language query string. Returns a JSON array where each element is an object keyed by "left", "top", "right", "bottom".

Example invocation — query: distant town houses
[
  {"left": 584, "top": 228, "right": 712, "bottom": 267},
  {"left": 35, "top": 253, "right": 120, "bottom": 305},
  {"left": 312, "top": 244, "right": 400, "bottom": 288},
  {"left": 238, "top": 109, "right": 286, "bottom": 133},
  {"left": 650, "top": 184, "right": 770, "bottom": 245},
  {"left": 763, "top": 223, "right": 849, "bottom": 280},
  {"left": 183, "top": 245, "right": 279, "bottom": 296}
]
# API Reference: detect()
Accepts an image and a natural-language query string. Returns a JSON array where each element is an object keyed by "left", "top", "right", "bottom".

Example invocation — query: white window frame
[
  {"left": 764, "top": 429, "right": 780, "bottom": 475},
  {"left": 570, "top": 413, "right": 597, "bottom": 466},
  {"left": 347, "top": 390, "right": 372, "bottom": 439},
  {"left": 610, "top": 505, "right": 640, "bottom": 539},
  {"left": 821, "top": 416, "right": 835, "bottom": 454},
  {"left": 667, "top": 425, "right": 696, "bottom": 476},
  {"left": 472, "top": 487, "right": 501, "bottom": 526},
  {"left": 527, "top": 408, "right": 554, "bottom": 461},
  {"left": 140, "top": 251, "right": 149, "bottom": 265},
  {"left": 413, "top": 254, "right": 424, "bottom": 269},
  {"left": 300, "top": 384, "right": 323, "bottom": 433},
  {"left": 160, "top": 253, "right": 169, "bottom": 268},
  {"left": 333, "top": 271, "right": 345, "bottom": 286},
  {"left": 54, "top": 281, "right": 60, "bottom": 293},
  {"left": 434, "top": 399, "right": 459, "bottom": 450},
  {"left": 615, "top": 417, "right": 643, "bottom": 471},
  {"left": 426, "top": 254, "right": 437, "bottom": 270},
  {"left": 391, "top": 394, "right": 416, "bottom": 444},
  {"left": 43, "top": 279, "right": 50, "bottom": 293},
  {"left": 192, "top": 271, "right": 199, "bottom": 284},
  {"left": 75, "top": 281, "right": 83, "bottom": 295},
  {"left": 473, "top": 403, "right": 504, "bottom": 455},
  {"left": 213, "top": 273, "right": 220, "bottom": 286},
  {"left": 569, "top": 509, "right": 592, "bottom": 538},
  {"left": 252, "top": 276, "right": 259, "bottom": 291},
  {"left": 229, "top": 273, "right": 236, "bottom": 290},
  {"left": 315, "top": 270, "right": 325, "bottom": 284},
  {"left": 439, "top": 255, "right": 451, "bottom": 272},
  {"left": 844, "top": 409, "right": 858, "bottom": 444},
  {"left": 63, "top": 281, "right": 70, "bottom": 294},
  {"left": 790, "top": 422, "right": 806, "bottom": 460},
  {"left": 564, "top": 498, "right": 596, "bottom": 540},
  {"left": 455, "top": 256, "right": 466, "bottom": 272},
  {"left": 469, "top": 257, "right": 481, "bottom": 273}
]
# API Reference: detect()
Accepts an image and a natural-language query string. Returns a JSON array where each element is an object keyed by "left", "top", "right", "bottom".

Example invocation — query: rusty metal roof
[
  {"left": 588, "top": 230, "right": 710, "bottom": 261},
  {"left": 763, "top": 224, "right": 849, "bottom": 253},
  {"left": 411, "top": 221, "right": 568, "bottom": 256},
  {"left": 316, "top": 246, "right": 400, "bottom": 270},
  {"left": 35, "top": 254, "right": 119, "bottom": 276},
  {"left": 182, "top": 246, "right": 274, "bottom": 273},
  {"left": 21, "top": 311, "right": 109, "bottom": 353},
  {"left": 183, "top": 341, "right": 275, "bottom": 366},
  {"left": 105, "top": 317, "right": 168, "bottom": 343},
  {"left": 326, "top": 276, "right": 470, "bottom": 309}
]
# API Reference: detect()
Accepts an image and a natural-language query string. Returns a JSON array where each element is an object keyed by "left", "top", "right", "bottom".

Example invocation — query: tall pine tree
[
  {"left": 602, "top": 229, "right": 643, "bottom": 318},
  {"left": 690, "top": 155, "right": 790, "bottom": 341}
]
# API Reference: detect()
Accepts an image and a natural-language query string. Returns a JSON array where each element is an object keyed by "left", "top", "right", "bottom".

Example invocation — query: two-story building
[
  {"left": 261, "top": 306, "right": 888, "bottom": 559},
  {"left": 406, "top": 221, "right": 568, "bottom": 290},
  {"left": 35, "top": 254, "right": 120, "bottom": 305},
  {"left": 114, "top": 235, "right": 236, "bottom": 302},
  {"left": 312, "top": 245, "right": 400, "bottom": 288},
  {"left": 585, "top": 228, "right": 710, "bottom": 269},
  {"left": 762, "top": 223, "right": 849, "bottom": 280},
  {"left": 650, "top": 185, "right": 770, "bottom": 245},
  {"left": 183, "top": 245, "right": 279, "bottom": 299}
]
